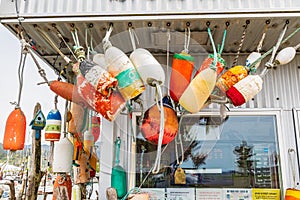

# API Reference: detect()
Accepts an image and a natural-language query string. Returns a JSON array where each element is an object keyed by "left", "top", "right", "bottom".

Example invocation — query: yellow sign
[{"left": 252, "top": 188, "right": 280, "bottom": 200}]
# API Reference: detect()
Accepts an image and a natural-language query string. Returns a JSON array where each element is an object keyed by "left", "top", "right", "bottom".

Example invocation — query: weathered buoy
[
  {"left": 79, "top": 59, "right": 118, "bottom": 96},
  {"left": 73, "top": 150, "right": 90, "bottom": 184},
  {"left": 68, "top": 102, "right": 87, "bottom": 136},
  {"left": 246, "top": 52, "right": 262, "bottom": 70},
  {"left": 75, "top": 72, "right": 125, "bottom": 122},
  {"left": 53, "top": 173, "right": 72, "bottom": 200}
]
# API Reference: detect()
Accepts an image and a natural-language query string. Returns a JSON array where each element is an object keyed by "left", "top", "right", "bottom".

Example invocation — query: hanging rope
[
  {"left": 55, "top": 28, "right": 78, "bottom": 61},
  {"left": 85, "top": 26, "right": 97, "bottom": 59},
  {"left": 166, "top": 29, "right": 171, "bottom": 96},
  {"left": 260, "top": 24, "right": 288, "bottom": 78},
  {"left": 232, "top": 20, "right": 250, "bottom": 66},
  {"left": 71, "top": 28, "right": 85, "bottom": 62},
  {"left": 102, "top": 25, "right": 113, "bottom": 51},
  {"left": 183, "top": 27, "right": 191, "bottom": 53},
  {"left": 294, "top": 41, "right": 300, "bottom": 50},
  {"left": 175, "top": 133, "right": 184, "bottom": 165},
  {"left": 28, "top": 48, "right": 49, "bottom": 85},
  {"left": 128, "top": 27, "right": 139, "bottom": 51},
  {"left": 63, "top": 100, "right": 69, "bottom": 138},
  {"left": 151, "top": 82, "right": 165, "bottom": 174},
  {"left": 218, "top": 23, "right": 229, "bottom": 55},
  {"left": 256, "top": 22, "right": 269, "bottom": 53},
  {"left": 207, "top": 27, "right": 217, "bottom": 71},
  {"left": 36, "top": 26, "right": 72, "bottom": 64},
  {"left": 265, "top": 24, "right": 287, "bottom": 67},
  {"left": 13, "top": 42, "right": 27, "bottom": 108}
]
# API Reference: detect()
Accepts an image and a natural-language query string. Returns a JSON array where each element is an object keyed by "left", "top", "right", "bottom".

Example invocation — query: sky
[{"left": 0, "top": 24, "right": 65, "bottom": 145}]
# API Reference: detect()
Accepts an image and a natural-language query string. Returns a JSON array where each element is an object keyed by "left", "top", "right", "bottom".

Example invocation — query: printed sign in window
[
  {"left": 252, "top": 188, "right": 280, "bottom": 200},
  {"left": 141, "top": 188, "right": 166, "bottom": 200},
  {"left": 224, "top": 188, "right": 252, "bottom": 200},
  {"left": 166, "top": 188, "right": 195, "bottom": 200},
  {"left": 196, "top": 188, "right": 223, "bottom": 200}
]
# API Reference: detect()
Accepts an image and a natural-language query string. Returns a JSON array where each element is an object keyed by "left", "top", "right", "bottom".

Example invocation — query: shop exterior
[{"left": 1, "top": 0, "right": 300, "bottom": 199}]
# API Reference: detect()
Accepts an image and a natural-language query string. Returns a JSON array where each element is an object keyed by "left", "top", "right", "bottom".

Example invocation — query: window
[{"left": 134, "top": 113, "right": 281, "bottom": 189}]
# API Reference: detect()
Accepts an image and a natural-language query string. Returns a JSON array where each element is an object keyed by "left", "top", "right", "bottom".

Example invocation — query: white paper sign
[
  {"left": 166, "top": 188, "right": 195, "bottom": 200},
  {"left": 141, "top": 188, "right": 165, "bottom": 200},
  {"left": 224, "top": 188, "right": 252, "bottom": 200},
  {"left": 196, "top": 188, "right": 223, "bottom": 200}
]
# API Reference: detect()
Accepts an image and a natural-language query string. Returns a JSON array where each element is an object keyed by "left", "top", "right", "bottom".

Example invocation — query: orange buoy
[
  {"left": 141, "top": 96, "right": 178, "bottom": 145},
  {"left": 49, "top": 80, "right": 91, "bottom": 109},
  {"left": 3, "top": 108, "right": 26, "bottom": 151},
  {"left": 216, "top": 65, "right": 248, "bottom": 93},
  {"left": 169, "top": 52, "right": 194, "bottom": 103},
  {"left": 68, "top": 103, "right": 87, "bottom": 136},
  {"left": 73, "top": 150, "right": 90, "bottom": 184},
  {"left": 53, "top": 173, "right": 72, "bottom": 200},
  {"left": 194, "top": 54, "right": 226, "bottom": 77}
]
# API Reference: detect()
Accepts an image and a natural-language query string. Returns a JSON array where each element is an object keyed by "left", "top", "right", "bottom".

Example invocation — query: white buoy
[
  {"left": 53, "top": 137, "right": 74, "bottom": 173},
  {"left": 130, "top": 48, "right": 165, "bottom": 86},
  {"left": 246, "top": 52, "right": 262, "bottom": 70},
  {"left": 275, "top": 46, "right": 296, "bottom": 65},
  {"left": 92, "top": 53, "right": 106, "bottom": 68}
]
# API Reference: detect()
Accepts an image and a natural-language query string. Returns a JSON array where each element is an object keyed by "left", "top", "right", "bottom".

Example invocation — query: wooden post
[
  {"left": 5, "top": 180, "right": 16, "bottom": 200},
  {"left": 26, "top": 103, "right": 45, "bottom": 200}
]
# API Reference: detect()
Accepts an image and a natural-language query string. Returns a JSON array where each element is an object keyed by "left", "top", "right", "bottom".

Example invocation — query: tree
[{"left": 233, "top": 140, "right": 254, "bottom": 175}]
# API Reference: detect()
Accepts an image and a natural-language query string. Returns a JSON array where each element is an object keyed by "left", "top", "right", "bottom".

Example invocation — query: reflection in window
[{"left": 135, "top": 115, "right": 280, "bottom": 189}]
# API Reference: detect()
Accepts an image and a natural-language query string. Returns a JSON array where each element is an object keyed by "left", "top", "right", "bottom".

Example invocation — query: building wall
[
  {"left": 135, "top": 54, "right": 300, "bottom": 110},
  {"left": 1, "top": 0, "right": 300, "bottom": 18}
]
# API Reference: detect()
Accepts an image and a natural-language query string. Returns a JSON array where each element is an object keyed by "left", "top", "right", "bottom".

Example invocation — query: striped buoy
[
  {"left": 226, "top": 75, "right": 263, "bottom": 106},
  {"left": 45, "top": 109, "right": 62, "bottom": 142}
]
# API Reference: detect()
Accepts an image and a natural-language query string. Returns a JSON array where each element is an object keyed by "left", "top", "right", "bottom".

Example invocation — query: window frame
[{"left": 130, "top": 109, "right": 291, "bottom": 192}]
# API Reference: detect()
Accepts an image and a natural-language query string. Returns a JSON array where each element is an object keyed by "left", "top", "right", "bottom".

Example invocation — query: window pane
[{"left": 135, "top": 115, "right": 281, "bottom": 189}]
